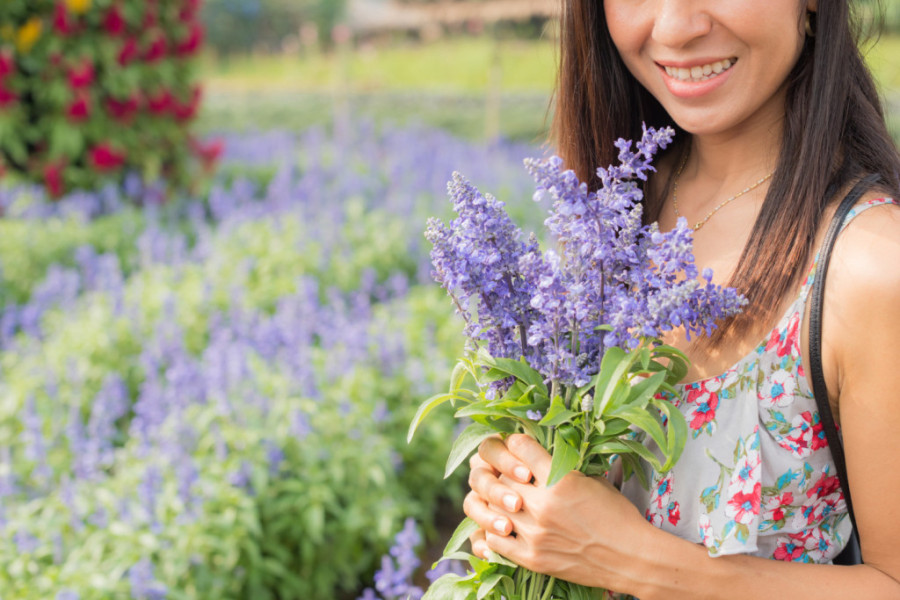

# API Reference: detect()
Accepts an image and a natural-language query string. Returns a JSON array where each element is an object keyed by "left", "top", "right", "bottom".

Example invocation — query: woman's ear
[{"left": 806, "top": 0, "right": 817, "bottom": 14}]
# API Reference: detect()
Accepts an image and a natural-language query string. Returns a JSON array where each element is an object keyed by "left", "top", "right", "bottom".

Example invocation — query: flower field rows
[{"left": 0, "top": 122, "right": 541, "bottom": 599}]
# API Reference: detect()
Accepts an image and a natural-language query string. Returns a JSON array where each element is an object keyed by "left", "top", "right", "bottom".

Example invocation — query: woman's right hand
[{"left": 463, "top": 436, "right": 534, "bottom": 558}]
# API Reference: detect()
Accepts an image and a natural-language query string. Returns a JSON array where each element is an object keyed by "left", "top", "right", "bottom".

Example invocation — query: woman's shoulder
[{"left": 828, "top": 192, "right": 900, "bottom": 293}]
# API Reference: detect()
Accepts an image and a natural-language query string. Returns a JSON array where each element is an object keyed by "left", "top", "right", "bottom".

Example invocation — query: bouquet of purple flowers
[{"left": 411, "top": 126, "right": 746, "bottom": 599}]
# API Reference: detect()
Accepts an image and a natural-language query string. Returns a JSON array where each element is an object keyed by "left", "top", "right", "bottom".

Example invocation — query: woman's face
[{"left": 604, "top": 0, "right": 811, "bottom": 138}]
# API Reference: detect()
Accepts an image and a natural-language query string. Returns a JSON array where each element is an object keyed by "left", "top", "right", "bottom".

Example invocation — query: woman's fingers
[
  {"left": 463, "top": 490, "right": 513, "bottom": 537},
  {"left": 504, "top": 433, "right": 552, "bottom": 486},
  {"left": 469, "top": 527, "right": 488, "bottom": 559},
  {"left": 468, "top": 462, "right": 523, "bottom": 512},
  {"left": 478, "top": 435, "right": 533, "bottom": 484}
]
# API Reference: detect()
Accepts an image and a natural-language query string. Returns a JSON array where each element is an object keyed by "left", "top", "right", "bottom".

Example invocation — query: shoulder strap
[{"left": 808, "top": 173, "right": 880, "bottom": 563}]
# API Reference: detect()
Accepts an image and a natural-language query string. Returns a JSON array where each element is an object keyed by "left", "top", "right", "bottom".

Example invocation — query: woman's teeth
[{"left": 664, "top": 59, "right": 735, "bottom": 82}]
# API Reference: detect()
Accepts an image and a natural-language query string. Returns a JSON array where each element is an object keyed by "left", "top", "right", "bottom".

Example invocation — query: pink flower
[
  {"left": 67, "top": 60, "right": 95, "bottom": 89},
  {"left": 147, "top": 89, "right": 173, "bottom": 115},
  {"left": 0, "top": 83, "right": 17, "bottom": 108},
  {"left": 191, "top": 137, "right": 224, "bottom": 171},
  {"left": 104, "top": 5, "right": 126, "bottom": 36},
  {"left": 66, "top": 93, "right": 91, "bottom": 122},
  {"left": 172, "top": 86, "right": 202, "bottom": 121},
  {"left": 44, "top": 161, "right": 66, "bottom": 197},
  {"left": 118, "top": 38, "right": 139, "bottom": 66},
  {"left": 0, "top": 51, "right": 14, "bottom": 79},
  {"left": 105, "top": 93, "right": 140, "bottom": 123},
  {"left": 89, "top": 144, "right": 127, "bottom": 172},
  {"left": 53, "top": 2, "right": 75, "bottom": 36},
  {"left": 143, "top": 33, "right": 167, "bottom": 63},
  {"left": 175, "top": 22, "right": 204, "bottom": 57}
]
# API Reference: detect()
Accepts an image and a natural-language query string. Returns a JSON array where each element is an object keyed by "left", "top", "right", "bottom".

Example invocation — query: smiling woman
[{"left": 462, "top": 0, "right": 900, "bottom": 597}]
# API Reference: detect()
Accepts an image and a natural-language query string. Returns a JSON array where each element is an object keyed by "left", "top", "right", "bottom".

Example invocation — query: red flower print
[
  {"left": 667, "top": 501, "right": 681, "bottom": 526},
  {"left": 773, "top": 535, "right": 807, "bottom": 562},
  {"left": 810, "top": 413, "right": 828, "bottom": 451},
  {"left": 807, "top": 472, "right": 841, "bottom": 500},
  {"left": 727, "top": 482, "right": 761, "bottom": 525}
]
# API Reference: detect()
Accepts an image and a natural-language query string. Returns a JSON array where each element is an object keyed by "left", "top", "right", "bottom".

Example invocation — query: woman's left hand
[{"left": 472, "top": 433, "right": 655, "bottom": 590}]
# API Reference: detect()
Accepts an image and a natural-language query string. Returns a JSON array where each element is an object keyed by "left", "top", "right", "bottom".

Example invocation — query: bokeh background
[{"left": 0, "top": 1, "right": 897, "bottom": 599}]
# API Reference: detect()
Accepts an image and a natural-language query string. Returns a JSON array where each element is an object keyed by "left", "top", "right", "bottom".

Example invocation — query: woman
[{"left": 463, "top": 0, "right": 900, "bottom": 597}]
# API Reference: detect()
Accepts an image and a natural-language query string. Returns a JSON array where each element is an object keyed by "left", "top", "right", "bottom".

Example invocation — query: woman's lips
[{"left": 656, "top": 58, "right": 738, "bottom": 99}]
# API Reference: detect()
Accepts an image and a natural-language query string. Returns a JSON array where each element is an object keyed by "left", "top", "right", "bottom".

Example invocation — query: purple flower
[{"left": 129, "top": 558, "right": 167, "bottom": 600}]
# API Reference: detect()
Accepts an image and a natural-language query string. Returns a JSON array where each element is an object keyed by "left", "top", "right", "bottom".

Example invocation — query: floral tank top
[{"left": 620, "top": 197, "right": 896, "bottom": 565}]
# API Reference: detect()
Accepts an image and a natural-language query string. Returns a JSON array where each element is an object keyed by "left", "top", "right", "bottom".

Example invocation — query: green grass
[
  {"left": 201, "top": 37, "right": 557, "bottom": 94},
  {"left": 197, "top": 34, "right": 900, "bottom": 143}
]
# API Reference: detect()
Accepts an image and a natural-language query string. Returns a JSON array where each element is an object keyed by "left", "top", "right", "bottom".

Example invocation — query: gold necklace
[{"left": 672, "top": 149, "right": 775, "bottom": 232}]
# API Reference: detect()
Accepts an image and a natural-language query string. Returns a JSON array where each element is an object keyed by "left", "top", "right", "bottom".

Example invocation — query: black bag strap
[{"left": 808, "top": 173, "right": 881, "bottom": 564}]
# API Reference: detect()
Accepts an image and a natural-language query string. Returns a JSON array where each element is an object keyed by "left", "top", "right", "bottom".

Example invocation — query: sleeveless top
[{"left": 620, "top": 197, "right": 896, "bottom": 565}]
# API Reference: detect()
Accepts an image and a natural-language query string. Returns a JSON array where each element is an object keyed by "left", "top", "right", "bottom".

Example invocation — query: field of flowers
[{"left": 0, "top": 121, "right": 544, "bottom": 599}]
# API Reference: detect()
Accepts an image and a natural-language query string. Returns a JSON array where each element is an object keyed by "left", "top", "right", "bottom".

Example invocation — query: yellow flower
[
  {"left": 15, "top": 18, "right": 42, "bottom": 54},
  {"left": 65, "top": 0, "right": 92, "bottom": 14}
]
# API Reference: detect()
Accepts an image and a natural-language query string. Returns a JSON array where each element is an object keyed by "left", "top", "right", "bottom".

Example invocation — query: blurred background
[{"left": 0, "top": 1, "right": 896, "bottom": 599}]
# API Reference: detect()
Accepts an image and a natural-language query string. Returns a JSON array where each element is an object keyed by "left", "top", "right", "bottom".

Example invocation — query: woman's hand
[{"left": 463, "top": 433, "right": 655, "bottom": 591}]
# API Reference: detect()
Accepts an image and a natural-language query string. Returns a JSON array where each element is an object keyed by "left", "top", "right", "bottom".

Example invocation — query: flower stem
[{"left": 539, "top": 576, "right": 557, "bottom": 600}]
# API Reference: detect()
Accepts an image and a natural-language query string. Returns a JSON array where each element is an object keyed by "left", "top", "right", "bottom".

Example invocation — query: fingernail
[
  {"left": 514, "top": 466, "right": 531, "bottom": 482},
  {"left": 502, "top": 494, "right": 518, "bottom": 512},
  {"left": 493, "top": 518, "right": 509, "bottom": 534}
]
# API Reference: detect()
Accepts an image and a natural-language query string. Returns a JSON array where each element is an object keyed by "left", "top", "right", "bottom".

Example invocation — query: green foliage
[{"left": 0, "top": 0, "right": 207, "bottom": 196}]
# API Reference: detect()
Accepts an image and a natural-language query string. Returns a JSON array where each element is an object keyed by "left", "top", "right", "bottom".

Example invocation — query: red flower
[
  {"left": 143, "top": 7, "right": 159, "bottom": 29},
  {"left": 67, "top": 60, "right": 95, "bottom": 89},
  {"left": 172, "top": 86, "right": 202, "bottom": 122},
  {"left": 807, "top": 473, "right": 841, "bottom": 500},
  {"left": 180, "top": 0, "right": 202, "bottom": 21},
  {"left": 0, "top": 83, "right": 16, "bottom": 108},
  {"left": 727, "top": 482, "right": 762, "bottom": 525},
  {"left": 89, "top": 144, "right": 127, "bottom": 172},
  {"left": 0, "top": 51, "right": 14, "bottom": 79},
  {"left": 143, "top": 33, "right": 167, "bottom": 63},
  {"left": 118, "top": 38, "right": 140, "bottom": 66},
  {"left": 147, "top": 89, "right": 173, "bottom": 115},
  {"left": 175, "top": 22, "right": 204, "bottom": 57},
  {"left": 191, "top": 137, "right": 224, "bottom": 171},
  {"left": 66, "top": 92, "right": 91, "bottom": 122},
  {"left": 53, "top": 3, "right": 73, "bottom": 35},
  {"left": 773, "top": 536, "right": 806, "bottom": 562},
  {"left": 44, "top": 161, "right": 66, "bottom": 197},
  {"left": 105, "top": 93, "right": 140, "bottom": 123},
  {"left": 104, "top": 5, "right": 126, "bottom": 36}
]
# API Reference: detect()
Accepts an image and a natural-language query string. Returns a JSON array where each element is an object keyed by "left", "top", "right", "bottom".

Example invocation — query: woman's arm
[{"left": 464, "top": 202, "right": 900, "bottom": 599}]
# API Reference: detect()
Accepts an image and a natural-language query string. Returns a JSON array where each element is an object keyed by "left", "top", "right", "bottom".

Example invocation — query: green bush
[{"left": 0, "top": 0, "right": 209, "bottom": 197}]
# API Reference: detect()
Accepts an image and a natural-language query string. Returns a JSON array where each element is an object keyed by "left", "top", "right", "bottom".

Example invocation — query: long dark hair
[{"left": 551, "top": 0, "right": 900, "bottom": 342}]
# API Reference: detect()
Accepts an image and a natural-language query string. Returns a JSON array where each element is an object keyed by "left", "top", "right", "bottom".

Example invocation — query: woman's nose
[{"left": 651, "top": 0, "right": 714, "bottom": 48}]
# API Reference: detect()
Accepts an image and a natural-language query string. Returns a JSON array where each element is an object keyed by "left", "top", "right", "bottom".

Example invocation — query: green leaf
[
  {"left": 443, "top": 518, "right": 480, "bottom": 556},
  {"left": 455, "top": 401, "right": 512, "bottom": 420},
  {"left": 539, "top": 395, "right": 579, "bottom": 427},
  {"left": 408, "top": 392, "right": 471, "bottom": 443},
  {"left": 621, "top": 370, "right": 668, "bottom": 411},
  {"left": 614, "top": 405, "right": 667, "bottom": 454},
  {"left": 547, "top": 435, "right": 580, "bottom": 487},
  {"left": 476, "top": 348, "right": 547, "bottom": 393},
  {"left": 484, "top": 550, "right": 518, "bottom": 568},
  {"left": 445, "top": 423, "right": 498, "bottom": 478},
  {"left": 477, "top": 573, "right": 506, "bottom": 600},
  {"left": 653, "top": 397, "right": 689, "bottom": 471},
  {"left": 620, "top": 452, "right": 650, "bottom": 490},
  {"left": 422, "top": 573, "right": 477, "bottom": 600}
]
